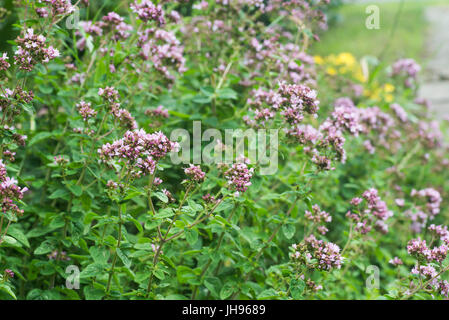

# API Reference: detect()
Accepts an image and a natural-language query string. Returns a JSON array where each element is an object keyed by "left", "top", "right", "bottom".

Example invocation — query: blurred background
[{"left": 311, "top": 0, "right": 449, "bottom": 117}]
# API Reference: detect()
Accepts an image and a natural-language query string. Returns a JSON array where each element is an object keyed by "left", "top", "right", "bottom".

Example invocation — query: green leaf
[
  {"left": 7, "top": 227, "right": 30, "bottom": 248},
  {"left": 257, "top": 289, "right": 278, "bottom": 299},
  {"left": 193, "top": 95, "right": 212, "bottom": 104},
  {"left": 1, "top": 235, "right": 19, "bottom": 246},
  {"left": 282, "top": 224, "right": 296, "bottom": 239},
  {"left": 80, "top": 263, "right": 107, "bottom": 278},
  {"left": 89, "top": 247, "right": 110, "bottom": 264},
  {"left": 220, "top": 283, "right": 235, "bottom": 300},
  {"left": 0, "top": 284, "right": 17, "bottom": 300},
  {"left": 83, "top": 287, "right": 105, "bottom": 300},
  {"left": 154, "top": 208, "right": 174, "bottom": 219},
  {"left": 116, "top": 248, "right": 131, "bottom": 268},
  {"left": 34, "top": 240, "right": 54, "bottom": 255},
  {"left": 68, "top": 184, "right": 83, "bottom": 197},
  {"left": 176, "top": 266, "right": 196, "bottom": 284},
  {"left": 215, "top": 199, "right": 234, "bottom": 212},
  {"left": 216, "top": 88, "right": 237, "bottom": 100},
  {"left": 29, "top": 132, "right": 54, "bottom": 146},
  {"left": 27, "top": 225, "right": 60, "bottom": 238},
  {"left": 204, "top": 277, "right": 221, "bottom": 298},
  {"left": 187, "top": 199, "right": 203, "bottom": 212},
  {"left": 48, "top": 189, "right": 70, "bottom": 200},
  {"left": 290, "top": 279, "right": 305, "bottom": 299},
  {"left": 153, "top": 269, "right": 165, "bottom": 280},
  {"left": 153, "top": 192, "right": 168, "bottom": 203},
  {"left": 184, "top": 228, "right": 198, "bottom": 245}
]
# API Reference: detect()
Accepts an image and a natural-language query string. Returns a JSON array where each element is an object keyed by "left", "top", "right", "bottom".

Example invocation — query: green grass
[{"left": 311, "top": 0, "right": 449, "bottom": 65}]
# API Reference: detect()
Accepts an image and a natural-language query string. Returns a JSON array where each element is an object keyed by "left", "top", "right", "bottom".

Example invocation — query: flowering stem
[
  {"left": 341, "top": 221, "right": 354, "bottom": 257},
  {"left": 165, "top": 196, "right": 224, "bottom": 242},
  {"left": 146, "top": 193, "right": 223, "bottom": 297},
  {"left": 0, "top": 219, "right": 12, "bottom": 245},
  {"left": 146, "top": 184, "right": 194, "bottom": 297},
  {"left": 164, "top": 183, "right": 194, "bottom": 237},
  {"left": 231, "top": 197, "right": 298, "bottom": 299},
  {"left": 401, "top": 263, "right": 449, "bottom": 300},
  {"left": 106, "top": 203, "right": 123, "bottom": 294},
  {"left": 191, "top": 202, "right": 237, "bottom": 299}
]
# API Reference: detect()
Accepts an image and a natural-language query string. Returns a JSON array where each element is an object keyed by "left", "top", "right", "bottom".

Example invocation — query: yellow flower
[
  {"left": 336, "top": 52, "right": 356, "bottom": 67},
  {"left": 355, "top": 71, "right": 367, "bottom": 83},
  {"left": 385, "top": 94, "right": 394, "bottom": 103},
  {"left": 326, "top": 67, "right": 337, "bottom": 75},
  {"left": 327, "top": 54, "right": 337, "bottom": 65},
  {"left": 384, "top": 83, "right": 395, "bottom": 93},
  {"left": 368, "top": 87, "right": 381, "bottom": 101},
  {"left": 314, "top": 55, "right": 324, "bottom": 65},
  {"left": 363, "top": 89, "right": 371, "bottom": 97},
  {"left": 339, "top": 66, "right": 349, "bottom": 74}
]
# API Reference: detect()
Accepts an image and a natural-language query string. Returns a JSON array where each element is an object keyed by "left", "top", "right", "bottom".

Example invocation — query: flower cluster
[
  {"left": 138, "top": 28, "right": 186, "bottom": 80},
  {"left": 408, "top": 267, "right": 449, "bottom": 298},
  {"left": 428, "top": 224, "right": 449, "bottom": 243},
  {"left": 346, "top": 188, "right": 393, "bottom": 234},
  {"left": 184, "top": 164, "right": 206, "bottom": 182},
  {"left": 412, "top": 188, "right": 442, "bottom": 217},
  {"left": 277, "top": 82, "right": 319, "bottom": 124},
  {"left": 0, "top": 160, "right": 28, "bottom": 217},
  {"left": 113, "top": 108, "right": 138, "bottom": 130},
  {"left": 390, "top": 103, "right": 408, "bottom": 123},
  {"left": 98, "top": 87, "right": 137, "bottom": 129},
  {"left": 407, "top": 188, "right": 442, "bottom": 232},
  {"left": 53, "top": 155, "right": 69, "bottom": 166},
  {"left": 285, "top": 124, "right": 321, "bottom": 146},
  {"left": 145, "top": 105, "right": 169, "bottom": 118},
  {"left": 244, "top": 88, "right": 281, "bottom": 127},
  {"left": 406, "top": 232, "right": 449, "bottom": 298},
  {"left": 98, "top": 86, "right": 119, "bottom": 104},
  {"left": 48, "top": 250, "right": 71, "bottom": 261},
  {"left": 223, "top": 157, "right": 254, "bottom": 195},
  {"left": 4, "top": 269, "right": 14, "bottom": 278},
  {"left": 291, "top": 235, "right": 342, "bottom": 271},
  {"left": 407, "top": 238, "right": 448, "bottom": 263},
  {"left": 391, "top": 58, "right": 421, "bottom": 88},
  {"left": 162, "top": 188, "right": 175, "bottom": 203},
  {"left": 130, "top": 0, "right": 165, "bottom": 26},
  {"left": 318, "top": 120, "right": 347, "bottom": 163},
  {"left": 202, "top": 193, "right": 217, "bottom": 204},
  {"left": 305, "top": 204, "right": 332, "bottom": 235},
  {"left": 76, "top": 101, "right": 97, "bottom": 121},
  {"left": 244, "top": 35, "right": 317, "bottom": 86},
  {"left": 99, "top": 129, "right": 178, "bottom": 178},
  {"left": 3, "top": 150, "right": 16, "bottom": 163},
  {"left": 102, "top": 12, "right": 133, "bottom": 40},
  {"left": 1, "top": 86, "right": 34, "bottom": 115},
  {"left": 39, "top": 0, "right": 75, "bottom": 17},
  {"left": 358, "top": 106, "right": 396, "bottom": 153},
  {"left": 244, "top": 82, "right": 319, "bottom": 128},
  {"left": 389, "top": 257, "right": 403, "bottom": 266},
  {"left": 330, "top": 97, "right": 363, "bottom": 136},
  {"left": 0, "top": 52, "right": 10, "bottom": 71},
  {"left": 417, "top": 121, "right": 443, "bottom": 149},
  {"left": 411, "top": 265, "right": 438, "bottom": 285},
  {"left": 35, "top": 7, "right": 49, "bottom": 18},
  {"left": 14, "top": 28, "right": 59, "bottom": 71}
]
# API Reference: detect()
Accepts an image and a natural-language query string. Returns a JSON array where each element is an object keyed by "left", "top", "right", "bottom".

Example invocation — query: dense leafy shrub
[{"left": 0, "top": 0, "right": 447, "bottom": 300}]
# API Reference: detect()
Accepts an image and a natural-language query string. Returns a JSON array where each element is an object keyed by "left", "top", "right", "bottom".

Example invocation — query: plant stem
[
  {"left": 106, "top": 203, "right": 123, "bottom": 294},
  {"left": 191, "top": 203, "right": 237, "bottom": 299},
  {"left": 231, "top": 197, "right": 298, "bottom": 299}
]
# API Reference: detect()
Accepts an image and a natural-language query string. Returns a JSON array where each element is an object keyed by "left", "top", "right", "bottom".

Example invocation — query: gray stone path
[{"left": 419, "top": 6, "right": 449, "bottom": 117}]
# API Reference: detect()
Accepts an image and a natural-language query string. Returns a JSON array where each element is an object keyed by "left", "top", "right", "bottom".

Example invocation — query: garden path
[{"left": 419, "top": 6, "right": 449, "bottom": 117}]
